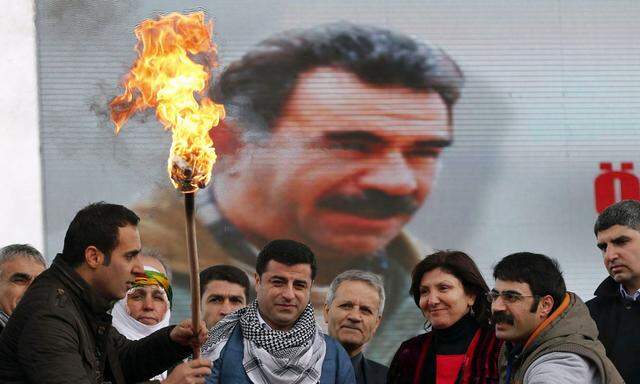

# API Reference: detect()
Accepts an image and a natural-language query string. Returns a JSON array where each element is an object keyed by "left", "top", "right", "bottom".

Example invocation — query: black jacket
[
  {"left": 0, "top": 255, "right": 190, "bottom": 383},
  {"left": 587, "top": 276, "right": 640, "bottom": 383},
  {"left": 351, "top": 352, "right": 388, "bottom": 384}
]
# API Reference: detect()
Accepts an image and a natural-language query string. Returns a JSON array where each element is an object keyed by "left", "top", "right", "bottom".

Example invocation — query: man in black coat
[
  {"left": 324, "top": 270, "right": 388, "bottom": 384},
  {"left": 0, "top": 202, "right": 211, "bottom": 384},
  {"left": 588, "top": 199, "right": 640, "bottom": 383}
]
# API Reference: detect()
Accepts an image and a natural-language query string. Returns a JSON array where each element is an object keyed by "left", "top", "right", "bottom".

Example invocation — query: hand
[
  {"left": 161, "top": 358, "right": 212, "bottom": 384},
  {"left": 170, "top": 320, "right": 208, "bottom": 348}
]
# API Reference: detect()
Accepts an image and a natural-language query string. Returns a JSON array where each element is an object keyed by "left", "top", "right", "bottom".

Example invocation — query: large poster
[{"left": 36, "top": 1, "right": 640, "bottom": 363}]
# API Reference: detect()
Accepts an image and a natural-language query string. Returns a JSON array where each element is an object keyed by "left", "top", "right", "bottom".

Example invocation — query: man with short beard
[
  {"left": 588, "top": 199, "right": 640, "bottom": 383},
  {"left": 201, "top": 239, "right": 355, "bottom": 384},
  {"left": 0, "top": 203, "right": 211, "bottom": 384},
  {"left": 136, "top": 21, "right": 464, "bottom": 361},
  {"left": 489, "top": 252, "right": 621, "bottom": 384}
]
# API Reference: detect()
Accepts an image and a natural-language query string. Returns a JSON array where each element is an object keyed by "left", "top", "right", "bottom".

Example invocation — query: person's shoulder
[
  {"left": 389, "top": 332, "right": 431, "bottom": 367},
  {"left": 364, "top": 357, "right": 389, "bottom": 374},
  {"left": 397, "top": 332, "right": 430, "bottom": 352}
]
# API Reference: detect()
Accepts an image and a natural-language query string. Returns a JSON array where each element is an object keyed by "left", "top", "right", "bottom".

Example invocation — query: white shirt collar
[{"left": 619, "top": 284, "right": 640, "bottom": 301}]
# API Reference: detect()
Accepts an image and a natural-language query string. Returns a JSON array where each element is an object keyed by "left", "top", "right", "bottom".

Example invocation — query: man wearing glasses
[{"left": 488, "top": 252, "right": 622, "bottom": 384}]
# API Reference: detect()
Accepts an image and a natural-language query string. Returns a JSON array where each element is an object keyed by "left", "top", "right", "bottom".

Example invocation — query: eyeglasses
[{"left": 485, "top": 290, "right": 539, "bottom": 304}]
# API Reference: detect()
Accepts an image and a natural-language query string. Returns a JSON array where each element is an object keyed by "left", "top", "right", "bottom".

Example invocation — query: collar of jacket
[
  {"left": 522, "top": 293, "right": 571, "bottom": 351},
  {"left": 593, "top": 276, "right": 621, "bottom": 298},
  {"left": 51, "top": 254, "right": 113, "bottom": 316}
]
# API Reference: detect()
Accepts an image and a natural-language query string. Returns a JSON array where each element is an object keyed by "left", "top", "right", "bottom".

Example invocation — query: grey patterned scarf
[{"left": 201, "top": 300, "right": 326, "bottom": 384}]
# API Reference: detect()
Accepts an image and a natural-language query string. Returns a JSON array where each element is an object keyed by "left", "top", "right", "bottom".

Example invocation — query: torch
[{"left": 109, "top": 12, "right": 225, "bottom": 358}]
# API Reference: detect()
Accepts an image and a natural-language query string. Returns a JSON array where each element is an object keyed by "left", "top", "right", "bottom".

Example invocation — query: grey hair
[
  {"left": 0, "top": 244, "right": 46, "bottom": 274},
  {"left": 326, "top": 270, "right": 385, "bottom": 315},
  {"left": 141, "top": 248, "right": 172, "bottom": 280}
]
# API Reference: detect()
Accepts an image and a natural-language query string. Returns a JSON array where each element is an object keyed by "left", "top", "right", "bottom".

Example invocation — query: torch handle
[{"left": 184, "top": 192, "right": 202, "bottom": 359}]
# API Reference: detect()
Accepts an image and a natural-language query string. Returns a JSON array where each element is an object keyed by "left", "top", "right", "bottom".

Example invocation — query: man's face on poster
[{"left": 223, "top": 67, "right": 451, "bottom": 258}]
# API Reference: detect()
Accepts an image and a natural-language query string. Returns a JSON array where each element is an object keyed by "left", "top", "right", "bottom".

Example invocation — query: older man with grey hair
[
  {"left": 324, "top": 270, "right": 388, "bottom": 384},
  {"left": 0, "top": 244, "right": 46, "bottom": 333}
]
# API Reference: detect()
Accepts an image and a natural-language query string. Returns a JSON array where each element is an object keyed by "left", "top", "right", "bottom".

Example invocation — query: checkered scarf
[{"left": 201, "top": 300, "right": 326, "bottom": 384}]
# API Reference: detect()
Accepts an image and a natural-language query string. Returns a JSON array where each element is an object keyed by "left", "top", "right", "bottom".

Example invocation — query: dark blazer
[
  {"left": 587, "top": 276, "right": 640, "bottom": 383},
  {"left": 0, "top": 255, "right": 190, "bottom": 384},
  {"left": 361, "top": 356, "right": 388, "bottom": 384}
]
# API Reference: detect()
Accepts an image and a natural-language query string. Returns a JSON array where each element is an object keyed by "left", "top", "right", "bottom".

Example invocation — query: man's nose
[
  {"left": 281, "top": 284, "right": 295, "bottom": 300},
  {"left": 491, "top": 296, "right": 506, "bottom": 312},
  {"left": 220, "top": 300, "right": 233, "bottom": 315},
  {"left": 346, "top": 308, "right": 363, "bottom": 322},
  {"left": 604, "top": 246, "right": 618, "bottom": 264},
  {"left": 358, "top": 151, "right": 419, "bottom": 196},
  {"left": 132, "top": 258, "right": 144, "bottom": 274}
]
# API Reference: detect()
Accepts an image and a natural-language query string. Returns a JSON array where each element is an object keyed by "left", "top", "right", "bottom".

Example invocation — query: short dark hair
[
  {"left": 199, "top": 264, "right": 250, "bottom": 300},
  {"left": 213, "top": 22, "right": 464, "bottom": 141},
  {"left": 61, "top": 202, "right": 139, "bottom": 267},
  {"left": 255, "top": 239, "right": 317, "bottom": 280},
  {"left": 594, "top": 199, "right": 640, "bottom": 235},
  {"left": 409, "top": 250, "right": 491, "bottom": 326},
  {"left": 493, "top": 252, "right": 566, "bottom": 312}
]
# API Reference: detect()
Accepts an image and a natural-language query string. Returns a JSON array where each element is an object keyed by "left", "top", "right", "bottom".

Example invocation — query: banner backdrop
[{"left": 36, "top": 1, "right": 640, "bottom": 363}]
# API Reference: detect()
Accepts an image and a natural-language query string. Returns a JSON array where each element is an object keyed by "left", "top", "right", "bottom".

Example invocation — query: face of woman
[
  {"left": 126, "top": 285, "right": 168, "bottom": 325},
  {"left": 418, "top": 268, "right": 475, "bottom": 330}
]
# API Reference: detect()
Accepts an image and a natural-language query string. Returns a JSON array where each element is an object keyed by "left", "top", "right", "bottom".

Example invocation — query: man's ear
[
  {"left": 538, "top": 295, "right": 555, "bottom": 318},
  {"left": 253, "top": 272, "right": 260, "bottom": 288},
  {"left": 84, "top": 246, "right": 104, "bottom": 269},
  {"left": 322, "top": 303, "right": 330, "bottom": 325}
]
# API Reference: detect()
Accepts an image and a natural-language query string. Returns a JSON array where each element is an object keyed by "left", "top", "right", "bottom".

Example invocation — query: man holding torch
[{"left": 0, "top": 203, "right": 211, "bottom": 384}]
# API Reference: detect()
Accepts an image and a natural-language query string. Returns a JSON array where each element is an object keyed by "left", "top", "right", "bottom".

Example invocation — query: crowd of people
[{"left": 0, "top": 198, "right": 638, "bottom": 383}]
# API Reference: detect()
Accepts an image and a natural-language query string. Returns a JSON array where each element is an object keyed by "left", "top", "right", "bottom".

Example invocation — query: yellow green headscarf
[{"left": 133, "top": 269, "right": 173, "bottom": 308}]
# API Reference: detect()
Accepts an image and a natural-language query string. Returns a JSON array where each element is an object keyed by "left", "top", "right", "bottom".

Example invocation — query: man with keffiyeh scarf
[{"left": 201, "top": 239, "right": 356, "bottom": 384}]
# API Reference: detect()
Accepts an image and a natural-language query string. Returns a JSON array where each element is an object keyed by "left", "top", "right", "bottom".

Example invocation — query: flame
[{"left": 110, "top": 12, "right": 225, "bottom": 193}]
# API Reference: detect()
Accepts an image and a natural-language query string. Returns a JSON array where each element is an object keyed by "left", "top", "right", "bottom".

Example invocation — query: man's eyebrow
[
  {"left": 413, "top": 138, "right": 452, "bottom": 148},
  {"left": 501, "top": 290, "right": 524, "bottom": 295},
  {"left": 323, "top": 131, "right": 385, "bottom": 144},
  {"left": 126, "top": 249, "right": 141, "bottom": 257}
]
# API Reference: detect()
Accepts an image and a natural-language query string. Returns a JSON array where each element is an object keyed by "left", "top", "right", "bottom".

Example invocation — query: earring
[{"left": 469, "top": 305, "right": 475, "bottom": 317}]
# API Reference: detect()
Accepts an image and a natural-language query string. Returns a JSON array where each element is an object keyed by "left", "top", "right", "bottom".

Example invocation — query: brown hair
[{"left": 410, "top": 250, "right": 490, "bottom": 326}]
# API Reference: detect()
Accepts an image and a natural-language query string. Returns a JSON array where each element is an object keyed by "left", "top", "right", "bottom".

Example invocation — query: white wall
[{"left": 0, "top": 1, "right": 43, "bottom": 252}]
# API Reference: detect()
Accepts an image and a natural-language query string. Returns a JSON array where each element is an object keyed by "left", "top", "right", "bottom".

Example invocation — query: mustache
[
  {"left": 491, "top": 311, "right": 515, "bottom": 325},
  {"left": 317, "top": 190, "right": 420, "bottom": 219}
]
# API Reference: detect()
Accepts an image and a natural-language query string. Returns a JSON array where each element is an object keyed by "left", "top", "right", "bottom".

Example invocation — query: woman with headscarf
[
  {"left": 112, "top": 258, "right": 173, "bottom": 381},
  {"left": 387, "top": 251, "right": 502, "bottom": 384}
]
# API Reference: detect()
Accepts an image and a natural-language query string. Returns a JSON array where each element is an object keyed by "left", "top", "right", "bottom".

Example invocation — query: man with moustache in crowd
[
  {"left": 489, "top": 252, "right": 622, "bottom": 384},
  {"left": 0, "top": 203, "right": 211, "bottom": 384},
  {"left": 137, "top": 21, "right": 464, "bottom": 361},
  {"left": 324, "top": 270, "right": 388, "bottom": 384},
  {"left": 0, "top": 244, "right": 46, "bottom": 334},
  {"left": 200, "top": 265, "right": 250, "bottom": 329},
  {"left": 588, "top": 199, "right": 640, "bottom": 383}
]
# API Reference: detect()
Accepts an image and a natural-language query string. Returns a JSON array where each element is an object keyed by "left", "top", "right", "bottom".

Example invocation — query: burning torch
[{"left": 109, "top": 12, "right": 225, "bottom": 357}]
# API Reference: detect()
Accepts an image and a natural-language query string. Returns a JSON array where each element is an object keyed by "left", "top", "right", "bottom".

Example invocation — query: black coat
[
  {"left": 586, "top": 277, "right": 640, "bottom": 383},
  {"left": 0, "top": 255, "right": 190, "bottom": 384},
  {"left": 360, "top": 355, "right": 388, "bottom": 384}
]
